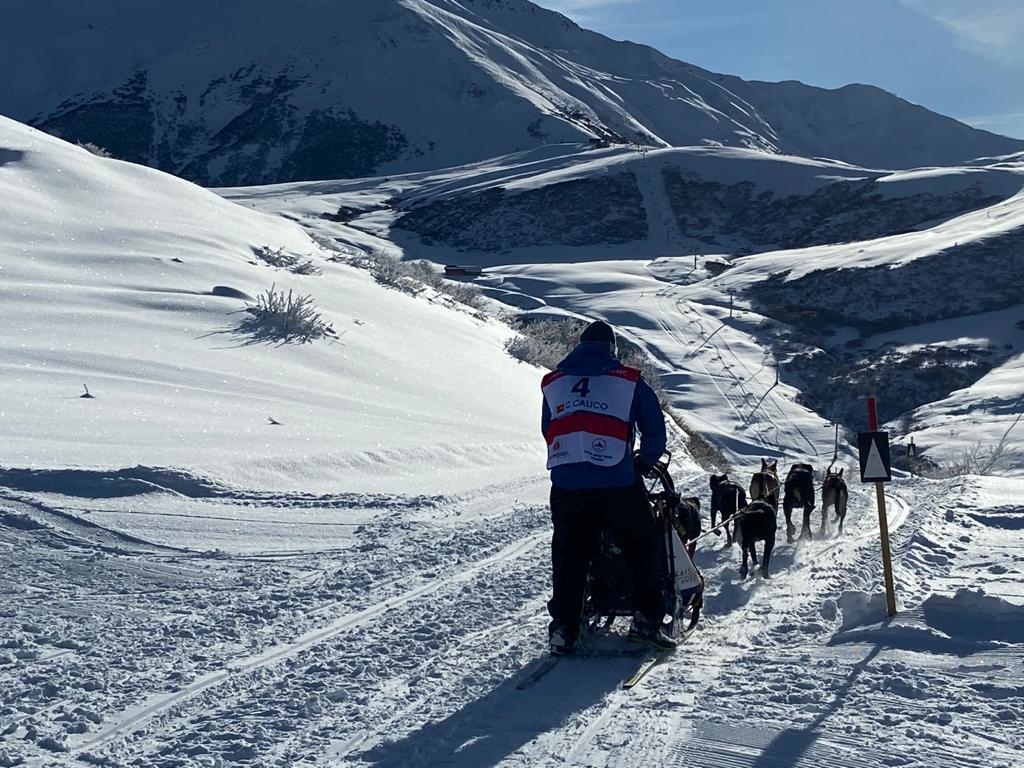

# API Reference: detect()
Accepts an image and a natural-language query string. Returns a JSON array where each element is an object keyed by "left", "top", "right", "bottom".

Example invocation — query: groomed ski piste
[{"left": 2, "top": 116, "right": 1024, "bottom": 767}]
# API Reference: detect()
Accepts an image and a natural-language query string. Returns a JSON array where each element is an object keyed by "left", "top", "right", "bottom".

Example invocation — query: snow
[
  {"left": 2, "top": 115, "right": 1023, "bottom": 768},
  {"left": 0, "top": 116, "right": 541, "bottom": 496}
]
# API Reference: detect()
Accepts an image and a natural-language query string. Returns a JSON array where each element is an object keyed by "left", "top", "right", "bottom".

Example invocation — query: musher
[{"left": 541, "top": 319, "right": 676, "bottom": 655}]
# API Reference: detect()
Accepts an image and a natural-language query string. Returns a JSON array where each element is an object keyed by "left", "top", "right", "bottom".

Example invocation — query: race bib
[{"left": 542, "top": 368, "right": 639, "bottom": 468}]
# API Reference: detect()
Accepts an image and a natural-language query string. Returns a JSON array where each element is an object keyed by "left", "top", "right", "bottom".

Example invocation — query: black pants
[{"left": 548, "top": 480, "right": 665, "bottom": 640}]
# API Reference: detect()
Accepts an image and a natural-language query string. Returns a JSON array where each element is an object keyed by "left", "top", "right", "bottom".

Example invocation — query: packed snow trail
[
  {"left": 71, "top": 532, "right": 548, "bottom": 757},
  {"left": 6, "top": 468, "right": 1023, "bottom": 766}
]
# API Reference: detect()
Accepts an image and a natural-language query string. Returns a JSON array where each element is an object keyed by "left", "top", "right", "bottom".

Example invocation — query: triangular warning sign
[
  {"left": 858, "top": 431, "right": 892, "bottom": 482},
  {"left": 865, "top": 440, "right": 887, "bottom": 480}
]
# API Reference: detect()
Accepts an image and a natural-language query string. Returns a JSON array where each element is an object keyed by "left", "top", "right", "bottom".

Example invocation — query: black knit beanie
[{"left": 580, "top": 320, "right": 615, "bottom": 346}]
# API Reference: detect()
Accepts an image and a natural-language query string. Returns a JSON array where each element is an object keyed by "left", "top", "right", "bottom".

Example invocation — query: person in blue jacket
[{"left": 540, "top": 319, "right": 674, "bottom": 655}]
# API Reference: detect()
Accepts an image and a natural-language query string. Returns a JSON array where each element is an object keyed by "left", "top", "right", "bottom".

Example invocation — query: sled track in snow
[
  {"left": 0, "top": 492, "right": 190, "bottom": 554},
  {"left": 708, "top": 312, "right": 821, "bottom": 458},
  {"left": 667, "top": 289, "right": 819, "bottom": 457},
  {"left": 326, "top": 591, "right": 554, "bottom": 763},
  {"left": 653, "top": 302, "right": 769, "bottom": 447},
  {"left": 70, "top": 530, "right": 549, "bottom": 758},
  {"left": 669, "top": 719, "right": 886, "bottom": 768},
  {"left": 670, "top": 294, "right": 770, "bottom": 436}
]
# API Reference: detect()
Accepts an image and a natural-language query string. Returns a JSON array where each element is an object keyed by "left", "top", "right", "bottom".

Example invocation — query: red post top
[{"left": 867, "top": 397, "right": 879, "bottom": 431}]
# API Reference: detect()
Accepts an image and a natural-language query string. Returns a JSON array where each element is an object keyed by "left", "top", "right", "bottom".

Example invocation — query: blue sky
[{"left": 534, "top": 0, "right": 1024, "bottom": 139}]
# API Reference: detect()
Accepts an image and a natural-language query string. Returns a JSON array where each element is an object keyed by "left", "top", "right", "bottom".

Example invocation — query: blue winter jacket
[{"left": 542, "top": 342, "right": 667, "bottom": 490}]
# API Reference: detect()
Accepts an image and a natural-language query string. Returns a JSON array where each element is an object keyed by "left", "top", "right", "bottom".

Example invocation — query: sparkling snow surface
[{"left": 2, "top": 117, "right": 1023, "bottom": 767}]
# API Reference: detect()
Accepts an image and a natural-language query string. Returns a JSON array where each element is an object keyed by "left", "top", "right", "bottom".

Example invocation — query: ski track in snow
[{"left": 655, "top": 288, "right": 779, "bottom": 450}]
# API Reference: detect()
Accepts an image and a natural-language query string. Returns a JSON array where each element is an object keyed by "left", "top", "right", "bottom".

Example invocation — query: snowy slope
[
  {"left": 2, "top": 0, "right": 1022, "bottom": 185},
  {"left": 0, "top": 116, "right": 543, "bottom": 495},
  {"left": 224, "top": 143, "right": 1024, "bottom": 263}
]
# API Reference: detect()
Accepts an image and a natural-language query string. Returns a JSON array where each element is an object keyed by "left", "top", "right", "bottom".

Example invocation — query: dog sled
[
  {"left": 581, "top": 453, "right": 705, "bottom": 641},
  {"left": 517, "top": 454, "right": 706, "bottom": 690}
]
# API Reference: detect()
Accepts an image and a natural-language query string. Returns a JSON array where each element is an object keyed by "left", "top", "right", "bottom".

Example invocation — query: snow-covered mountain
[
  {"left": 378, "top": 145, "right": 1024, "bottom": 257},
  {"left": 3, "top": 0, "right": 1022, "bottom": 185}
]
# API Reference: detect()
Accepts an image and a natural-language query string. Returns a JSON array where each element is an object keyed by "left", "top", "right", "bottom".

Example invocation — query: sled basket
[{"left": 582, "top": 458, "right": 705, "bottom": 637}]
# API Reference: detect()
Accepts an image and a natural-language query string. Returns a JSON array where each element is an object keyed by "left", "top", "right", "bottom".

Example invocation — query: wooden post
[{"left": 868, "top": 396, "right": 897, "bottom": 617}]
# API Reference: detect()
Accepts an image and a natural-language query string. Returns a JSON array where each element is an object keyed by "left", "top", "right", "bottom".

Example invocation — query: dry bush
[
  {"left": 918, "top": 436, "right": 1010, "bottom": 478},
  {"left": 351, "top": 250, "right": 486, "bottom": 310},
  {"left": 77, "top": 141, "right": 113, "bottom": 158},
  {"left": 666, "top": 410, "right": 731, "bottom": 473},
  {"left": 504, "top": 318, "right": 587, "bottom": 370},
  {"left": 235, "top": 285, "right": 336, "bottom": 344},
  {"left": 252, "top": 245, "right": 320, "bottom": 275}
]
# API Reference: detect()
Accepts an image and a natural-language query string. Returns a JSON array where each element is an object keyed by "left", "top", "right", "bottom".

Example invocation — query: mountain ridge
[{"left": 2, "top": 0, "right": 1022, "bottom": 185}]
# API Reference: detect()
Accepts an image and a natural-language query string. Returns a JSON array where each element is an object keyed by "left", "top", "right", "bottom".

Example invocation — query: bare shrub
[
  {"left": 77, "top": 141, "right": 113, "bottom": 158},
  {"left": 623, "top": 349, "right": 662, "bottom": 397},
  {"left": 252, "top": 245, "right": 320, "bottom": 275},
  {"left": 352, "top": 249, "right": 408, "bottom": 287},
  {"left": 504, "top": 333, "right": 554, "bottom": 368},
  {"left": 667, "top": 410, "right": 730, "bottom": 472},
  {"left": 350, "top": 250, "right": 486, "bottom": 309},
  {"left": 918, "top": 435, "right": 1010, "bottom": 478},
  {"left": 441, "top": 280, "right": 487, "bottom": 310},
  {"left": 403, "top": 259, "right": 441, "bottom": 286},
  {"left": 235, "top": 285, "right": 336, "bottom": 344},
  {"left": 504, "top": 317, "right": 587, "bottom": 369},
  {"left": 504, "top": 316, "right": 660, "bottom": 388}
]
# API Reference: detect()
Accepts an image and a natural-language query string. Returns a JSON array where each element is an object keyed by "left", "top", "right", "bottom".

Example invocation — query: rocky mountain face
[
  {"left": 392, "top": 148, "right": 1022, "bottom": 255},
  {"left": 3, "top": 0, "right": 1022, "bottom": 186}
]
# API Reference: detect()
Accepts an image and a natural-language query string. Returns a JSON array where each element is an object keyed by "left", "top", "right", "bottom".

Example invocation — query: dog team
[{"left": 702, "top": 459, "right": 849, "bottom": 579}]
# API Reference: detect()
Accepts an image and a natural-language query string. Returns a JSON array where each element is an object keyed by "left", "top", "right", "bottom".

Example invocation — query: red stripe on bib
[{"left": 544, "top": 412, "right": 630, "bottom": 444}]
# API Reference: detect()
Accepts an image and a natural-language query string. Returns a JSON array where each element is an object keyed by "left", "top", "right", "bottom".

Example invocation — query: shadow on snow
[{"left": 357, "top": 654, "right": 637, "bottom": 767}]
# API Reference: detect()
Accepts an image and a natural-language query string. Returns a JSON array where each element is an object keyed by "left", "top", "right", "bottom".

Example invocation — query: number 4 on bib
[{"left": 571, "top": 378, "right": 591, "bottom": 398}]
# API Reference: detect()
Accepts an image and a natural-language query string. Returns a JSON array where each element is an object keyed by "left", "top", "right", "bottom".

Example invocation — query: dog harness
[{"left": 542, "top": 366, "right": 639, "bottom": 469}]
